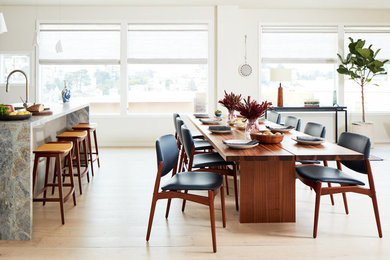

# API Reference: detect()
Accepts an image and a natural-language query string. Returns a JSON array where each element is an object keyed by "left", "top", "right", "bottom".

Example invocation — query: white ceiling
[{"left": 1, "top": 0, "right": 390, "bottom": 9}]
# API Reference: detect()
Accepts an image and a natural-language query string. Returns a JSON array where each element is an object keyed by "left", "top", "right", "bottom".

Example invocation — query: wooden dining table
[{"left": 188, "top": 116, "right": 364, "bottom": 223}]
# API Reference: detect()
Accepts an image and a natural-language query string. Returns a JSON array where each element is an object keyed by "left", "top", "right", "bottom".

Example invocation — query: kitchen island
[{"left": 0, "top": 103, "right": 89, "bottom": 240}]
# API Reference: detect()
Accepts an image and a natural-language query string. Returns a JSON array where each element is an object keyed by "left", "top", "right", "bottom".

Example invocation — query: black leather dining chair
[
  {"left": 180, "top": 125, "right": 239, "bottom": 211},
  {"left": 295, "top": 132, "right": 382, "bottom": 238},
  {"left": 284, "top": 115, "right": 301, "bottom": 131},
  {"left": 146, "top": 134, "right": 226, "bottom": 253},
  {"left": 298, "top": 122, "right": 334, "bottom": 205},
  {"left": 173, "top": 113, "right": 203, "bottom": 139},
  {"left": 267, "top": 111, "right": 281, "bottom": 124},
  {"left": 175, "top": 117, "right": 214, "bottom": 172}
]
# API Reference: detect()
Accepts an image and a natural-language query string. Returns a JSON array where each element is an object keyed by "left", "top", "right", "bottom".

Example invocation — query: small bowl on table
[{"left": 250, "top": 131, "right": 284, "bottom": 144}]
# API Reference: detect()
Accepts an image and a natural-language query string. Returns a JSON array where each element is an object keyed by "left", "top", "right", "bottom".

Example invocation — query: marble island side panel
[{"left": 0, "top": 103, "right": 89, "bottom": 240}]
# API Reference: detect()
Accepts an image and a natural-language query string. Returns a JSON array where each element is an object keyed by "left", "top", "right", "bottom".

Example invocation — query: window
[
  {"left": 127, "top": 24, "right": 209, "bottom": 113},
  {"left": 260, "top": 26, "right": 338, "bottom": 107},
  {"left": 0, "top": 53, "right": 30, "bottom": 84},
  {"left": 344, "top": 26, "right": 390, "bottom": 112},
  {"left": 38, "top": 24, "right": 120, "bottom": 114}
]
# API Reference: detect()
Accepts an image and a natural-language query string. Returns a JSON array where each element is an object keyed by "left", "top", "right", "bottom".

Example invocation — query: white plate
[
  {"left": 267, "top": 126, "right": 293, "bottom": 133},
  {"left": 291, "top": 137, "right": 325, "bottom": 145},
  {"left": 224, "top": 139, "right": 259, "bottom": 149},
  {"left": 210, "top": 129, "right": 232, "bottom": 134}
]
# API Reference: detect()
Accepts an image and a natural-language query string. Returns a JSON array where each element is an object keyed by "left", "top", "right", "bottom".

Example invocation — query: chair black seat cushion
[
  {"left": 161, "top": 172, "right": 223, "bottom": 191},
  {"left": 192, "top": 130, "right": 204, "bottom": 139},
  {"left": 296, "top": 165, "right": 365, "bottom": 186},
  {"left": 193, "top": 152, "right": 234, "bottom": 168},
  {"left": 298, "top": 160, "right": 321, "bottom": 165},
  {"left": 194, "top": 140, "right": 214, "bottom": 151}
]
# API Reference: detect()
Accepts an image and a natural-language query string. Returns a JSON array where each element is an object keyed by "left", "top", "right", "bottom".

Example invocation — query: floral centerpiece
[
  {"left": 218, "top": 91, "right": 242, "bottom": 121},
  {"left": 237, "top": 96, "right": 272, "bottom": 134}
]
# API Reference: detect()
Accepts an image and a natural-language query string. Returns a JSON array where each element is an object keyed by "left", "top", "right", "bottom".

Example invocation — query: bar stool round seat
[
  {"left": 72, "top": 123, "right": 100, "bottom": 176},
  {"left": 56, "top": 131, "right": 90, "bottom": 195},
  {"left": 32, "top": 142, "right": 77, "bottom": 225}
]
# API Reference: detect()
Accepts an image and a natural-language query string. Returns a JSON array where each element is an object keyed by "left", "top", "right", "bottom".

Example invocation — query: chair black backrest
[
  {"left": 156, "top": 134, "right": 179, "bottom": 177},
  {"left": 268, "top": 111, "right": 281, "bottom": 124},
  {"left": 304, "top": 122, "right": 326, "bottom": 138},
  {"left": 285, "top": 116, "right": 301, "bottom": 131},
  {"left": 338, "top": 132, "right": 371, "bottom": 174},
  {"left": 181, "top": 125, "right": 194, "bottom": 158},
  {"left": 173, "top": 113, "right": 180, "bottom": 133},
  {"left": 175, "top": 117, "right": 185, "bottom": 144}
]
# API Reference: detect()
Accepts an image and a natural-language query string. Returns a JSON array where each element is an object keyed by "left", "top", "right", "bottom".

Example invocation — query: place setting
[
  {"left": 291, "top": 135, "right": 325, "bottom": 145},
  {"left": 208, "top": 125, "right": 232, "bottom": 134},
  {"left": 222, "top": 139, "right": 259, "bottom": 149}
]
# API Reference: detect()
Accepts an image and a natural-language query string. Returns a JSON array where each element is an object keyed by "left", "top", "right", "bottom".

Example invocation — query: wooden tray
[
  {"left": 32, "top": 110, "right": 53, "bottom": 116},
  {"left": 0, "top": 114, "right": 32, "bottom": 121}
]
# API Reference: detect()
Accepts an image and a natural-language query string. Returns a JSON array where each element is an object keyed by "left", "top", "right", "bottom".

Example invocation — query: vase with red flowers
[
  {"left": 218, "top": 91, "right": 242, "bottom": 121},
  {"left": 238, "top": 97, "right": 272, "bottom": 136}
]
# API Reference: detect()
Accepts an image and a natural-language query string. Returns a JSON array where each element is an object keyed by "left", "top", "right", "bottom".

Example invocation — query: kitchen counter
[{"left": 0, "top": 103, "right": 89, "bottom": 240}]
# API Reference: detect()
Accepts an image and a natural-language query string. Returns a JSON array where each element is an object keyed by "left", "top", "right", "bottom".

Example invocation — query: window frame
[
  {"left": 36, "top": 19, "right": 214, "bottom": 116},
  {"left": 259, "top": 24, "right": 339, "bottom": 107},
  {"left": 0, "top": 51, "right": 33, "bottom": 88}
]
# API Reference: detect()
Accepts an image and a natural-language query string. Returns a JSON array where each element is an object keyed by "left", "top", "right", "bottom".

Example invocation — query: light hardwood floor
[{"left": 0, "top": 145, "right": 389, "bottom": 259}]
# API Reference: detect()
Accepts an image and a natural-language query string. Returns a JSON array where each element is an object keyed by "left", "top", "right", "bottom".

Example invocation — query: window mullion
[{"left": 120, "top": 21, "right": 128, "bottom": 116}]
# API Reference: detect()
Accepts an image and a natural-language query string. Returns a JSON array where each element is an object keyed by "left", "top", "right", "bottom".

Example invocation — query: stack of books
[{"left": 304, "top": 99, "right": 320, "bottom": 107}]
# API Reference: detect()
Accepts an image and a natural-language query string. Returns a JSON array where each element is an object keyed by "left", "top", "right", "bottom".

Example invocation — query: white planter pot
[{"left": 351, "top": 122, "right": 374, "bottom": 148}]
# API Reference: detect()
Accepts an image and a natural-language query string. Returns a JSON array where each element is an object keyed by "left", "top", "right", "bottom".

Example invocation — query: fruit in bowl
[
  {"left": 214, "top": 110, "right": 222, "bottom": 117},
  {"left": 250, "top": 130, "right": 284, "bottom": 144}
]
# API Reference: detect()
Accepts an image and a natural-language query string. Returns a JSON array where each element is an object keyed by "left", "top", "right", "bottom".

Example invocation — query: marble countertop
[{"left": 0, "top": 102, "right": 89, "bottom": 127}]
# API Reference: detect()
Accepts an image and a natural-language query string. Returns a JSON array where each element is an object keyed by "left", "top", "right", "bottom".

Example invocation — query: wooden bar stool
[
  {"left": 56, "top": 131, "right": 90, "bottom": 195},
  {"left": 32, "top": 142, "right": 77, "bottom": 225},
  {"left": 72, "top": 123, "right": 100, "bottom": 176}
]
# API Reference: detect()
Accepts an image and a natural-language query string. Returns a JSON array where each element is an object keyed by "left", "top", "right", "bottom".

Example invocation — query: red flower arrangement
[
  {"left": 218, "top": 91, "right": 242, "bottom": 111},
  {"left": 238, "top": 96, "right": 272, "bottom": 120}
]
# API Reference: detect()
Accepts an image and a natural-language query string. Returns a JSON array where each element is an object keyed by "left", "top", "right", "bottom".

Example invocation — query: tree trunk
[{"left": 361, "top": 80, "right": 365, "bottom": 123}]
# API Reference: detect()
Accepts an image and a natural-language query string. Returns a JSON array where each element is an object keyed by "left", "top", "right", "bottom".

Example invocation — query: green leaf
[
  {"left": 374, "top": 48, "right": 381, "bottom": 58},
  {"left": 357, "top": 48, "right": 371, "bottom": 59}
]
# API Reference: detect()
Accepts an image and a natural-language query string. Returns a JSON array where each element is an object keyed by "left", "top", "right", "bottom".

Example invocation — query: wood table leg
[{"left": 239, "top": 157, "right": 296, "bottom": 223}]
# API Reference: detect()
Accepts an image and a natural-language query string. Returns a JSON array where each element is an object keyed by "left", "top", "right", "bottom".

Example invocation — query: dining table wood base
[{"left": 239, "top": 158, "right": 296, "bottom": 223}]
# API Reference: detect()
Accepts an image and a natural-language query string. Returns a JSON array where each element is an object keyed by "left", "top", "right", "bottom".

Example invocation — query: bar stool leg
[
  {"left": 74, "top": 140, "right": 83, "bottom": 195},
  {"left": 82, "top": 139, "right": 90, "bottom": 183},
  {"left": 87, "top": 131, "right": 94, "bottom": 177},
  {"left": 67, "top": 152, "right": 77, "bottom": 206},
  {"left": 93, "top": 129, "right": 100, "bottom": 168},
  {"left": 42, "top": 157, "right": 51, "bottom": 206},
  {"left": 32, "top": 154, "right": 40, "bottom": 196},
  {"left": 56, "top": 155, "right": 65, "bottom": 225}
]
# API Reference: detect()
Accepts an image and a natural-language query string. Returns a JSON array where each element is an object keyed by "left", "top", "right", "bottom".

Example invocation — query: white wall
[{"left": 1, "top": 5, "right": 390, "bottom": 145}]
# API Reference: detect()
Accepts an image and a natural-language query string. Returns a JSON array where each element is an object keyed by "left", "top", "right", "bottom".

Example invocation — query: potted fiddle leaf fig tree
[{"left": 337, "top": 37, "right": 388, "bottom": 140}]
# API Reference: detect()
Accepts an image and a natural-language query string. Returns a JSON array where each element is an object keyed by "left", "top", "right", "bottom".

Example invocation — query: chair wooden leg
[
  {"left": 342, "top": 192, "right": 349, "bottom": 215},
  {"left": 146, "top": 195, "right": 158, "bottom": 241},
  {"left": 181, "top": 190, "right": 188, "bottom": 212},
  {"left": 327, "top": 183, "right": 335, "bottom": 206},
  {"left": 32, "top": 155, "right": 40, "bottom": 196},
  {"left": 208, "top": 190, "right": 217, "bottom": 253},
  {"left": 313, "top": 183, "right": 322, "bottom": 238},
  {"left": 42, "top": 157, "right": 51, "bottom": 206},
  {"left": 178, "top": 148, "right": 185, "bottom": 173},
  {"left": 371, "top": 193, "right": 383, "bottom": 238},
  {"left": 225, "top": 175, "right": 230, "bottom": 195},
  {"left": 165, "top": 199, "right": 172, "bottom": 219},
  {"left": 220, "top": 186, "right": 226, "bottom": 228},
  {"left": 233, "top": 172, "right": 239, "bottom": 211}
]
